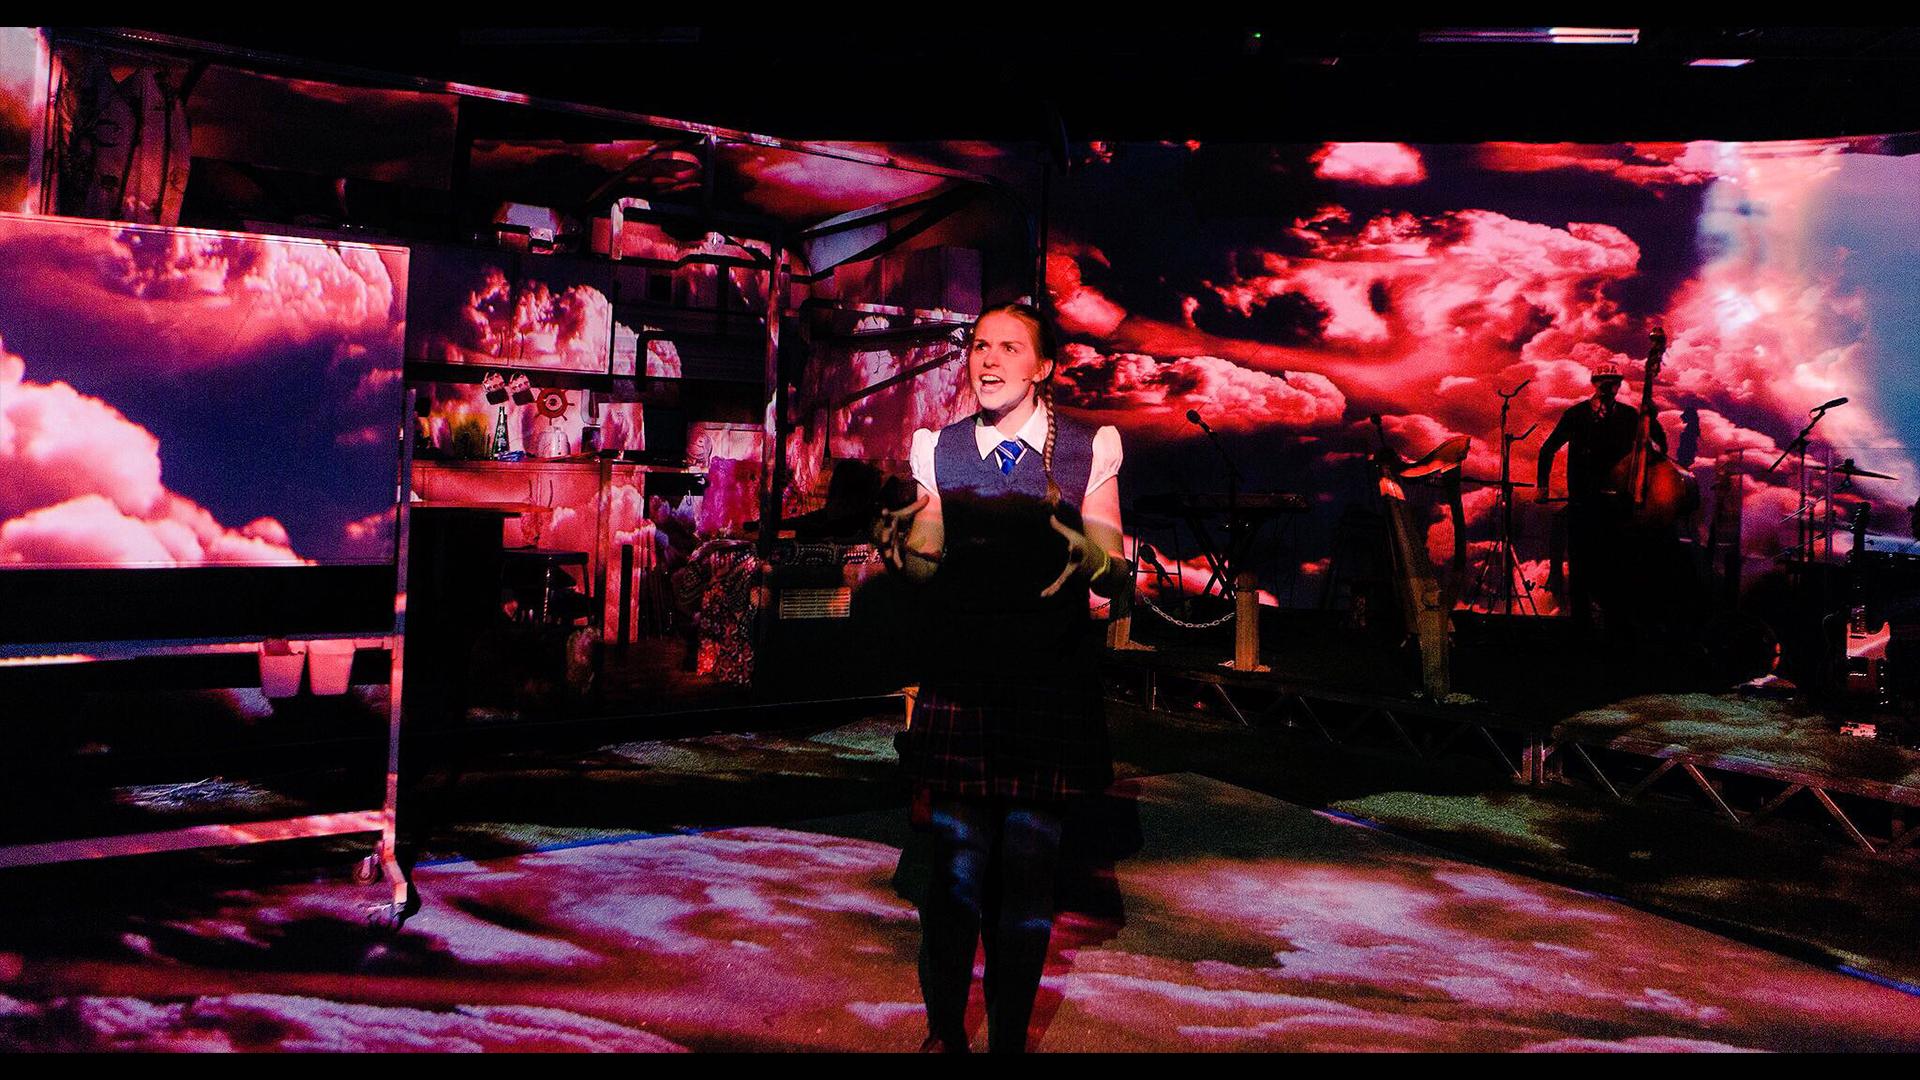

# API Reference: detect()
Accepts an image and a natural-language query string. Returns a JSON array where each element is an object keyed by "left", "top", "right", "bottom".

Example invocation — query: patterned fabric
[
  {"left": 897, "top": 681, "right": 1112, "bottom": 801},
  {"left": 685, "top": 541, "right": 758, "bottom": 686}
]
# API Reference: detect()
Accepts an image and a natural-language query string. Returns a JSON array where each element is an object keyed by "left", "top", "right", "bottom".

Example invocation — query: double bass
[{"left": 1607, "top": 327, "right": 1697, "bottom": 528}]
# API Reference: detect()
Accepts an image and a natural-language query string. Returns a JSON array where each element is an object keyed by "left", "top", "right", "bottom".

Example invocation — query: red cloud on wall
[
  {"left": 1663, "top": 275, "right": 1887, "bottom": 457},
  {"left": 1660, "top": 407, "right": 1779, "bottom": 464},
  {"left": 1497, "top": 355, "right": 1620, "bottom": 411},
  {"left": 0, "top": 222, "right": 404, "bottom": 376},
  {"left": 342, "top": 507, "right": 395, "bottom": 551},
  {"left": 1047, "top": 205, "right": 1653, "bottom": 497},
  {"left": 1056, "top": 345, "right": 1346, "bottom": 434},
  {"left": 829, "top": 319, "right": 975, "bottom": 464},
  {"left": 1368, "top": 413, "right": 1467, "bottom": 456},
  {"left": 1046, "top": 252, "right": 1129, "bottom": 339},
  {"left": 512, "top": 281, "right": 612, "bottom": 370},
  {"left": 1311, "top": 143, "right": 1427, "bottom": 186},
  {"left": 1646, "top": 147, "right": 1914, "bottom": 507},
  {"left": 1029, "top": 138, "right": 1920, "bottom": 619},
  {"left": 0, "top": 492, "right": 305, "bottom": 568},
  {"left": 1473, "top": 142, "right": 1716, "bottom": 188},
  {"left": 0, "top": 345, "right": 303, "bottom": 568},
  {"left": 114, "top": 229, "right": 402, "bottom": 358},
  {"left": 0, "top": 353, "right": 164, "bottom": 521},
  {"left": 1207, "top": 210, "right": 1640, "bottom": 384},
  {"left": 729, "top": 145, "right": 946, "bottom": 220},
  {"left": 1194, "top": 208, "right": 1654, "bottom": 495},
  {"left": 1128, "top": 537, "right": 1280, "bottom": 608}
]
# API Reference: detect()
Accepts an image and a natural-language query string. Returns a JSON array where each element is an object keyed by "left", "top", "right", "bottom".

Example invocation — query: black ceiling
[{"left": 115, "top": 25, "right": 1920, "bottom": 145}]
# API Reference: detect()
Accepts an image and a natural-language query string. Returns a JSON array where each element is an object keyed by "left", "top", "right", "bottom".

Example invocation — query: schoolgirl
[{"left": 877, "top": 302, "right": 1128, "bottom": 1053}]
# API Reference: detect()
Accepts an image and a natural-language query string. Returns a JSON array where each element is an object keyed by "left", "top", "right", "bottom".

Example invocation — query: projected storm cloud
[
  {"left": 835, "top": 136, "right": 1920, "bottom": 605},
  {"left": 406, "top": 246, "right": 612, "bottom": 374},
  {"left": 0, "top": 213, "right": 408, "bottom": 569},
  {"left": 1073, "top": 138, "right": 1919, "bottom": 587}
]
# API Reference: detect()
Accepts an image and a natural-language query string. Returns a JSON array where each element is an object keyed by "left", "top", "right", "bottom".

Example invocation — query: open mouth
[{"left": 978, "top": 375, "right": 1005, "bottom": 390}]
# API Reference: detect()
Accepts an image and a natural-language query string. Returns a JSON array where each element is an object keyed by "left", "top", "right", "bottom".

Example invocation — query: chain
[{"left": 1135, "top": 591, "right": 1239, "bottom": 631}]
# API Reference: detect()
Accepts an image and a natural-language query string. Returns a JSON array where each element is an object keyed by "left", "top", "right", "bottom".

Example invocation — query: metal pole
[{"left": 758, "top": 239, "right": 788, "bottom": 562}]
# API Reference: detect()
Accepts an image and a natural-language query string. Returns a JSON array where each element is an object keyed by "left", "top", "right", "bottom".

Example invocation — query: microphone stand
[
  {"left": 1767, "top": 404, "right": 1839, "bottom": 566},
  {"left": 1469, "top": 380, "right": 1537, "bottom": 615},
  {"left": 1189, "top": 412, "right": 1264, "bottom": 670},
  {"left": 1767, "top": 404, "right": 1845, "bottom": 625},
  {"left": 1188, "top": 413, "right": 1245, "bottom": 596}
]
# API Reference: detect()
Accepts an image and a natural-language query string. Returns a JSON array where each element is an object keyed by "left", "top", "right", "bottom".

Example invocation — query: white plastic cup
[
  {"left": 307, "top": 639, "right": 358, "bottom": 696},
  {"left": 259, "top": 640, "right": 307, "bottom": 698}
]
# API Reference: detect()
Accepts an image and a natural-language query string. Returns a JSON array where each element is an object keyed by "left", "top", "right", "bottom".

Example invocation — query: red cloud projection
[
  {"left": 444, "top": 269, "right": 610, "bottom": 372},
  {"left": 1050, "top": 205, "right": 1644, "bottom": 431},
  {"left": 0, "top": 347, "right": 303, "bottom": 568},
  {"left": 1046, "top": 252, "right": 1128, "bottom": 339},
  {"left": 1473, "top": 143, "right": 1716, "bottom": 188},
  {"left": 1057, "top": 344, "right": 1345, "bottom": 435},
  {"left": 726, "top": 144, "right": 946, "bottom": 221},
  {"left": 857, "top": 137, "right": 1920, "bottom": 610},
  {"left": 822, "top": 316, "right": 976, "bottom": 465},
  {"left": 512, "top": 282, "right": 611, "bottom": 371},
  {"left": 1213, "top": 210, "right": 1640, "bottom": 365},
  {"left": 0, "top": 353, "right": 164, "bottom": 521},
  {"left": 1128, "top": 537, "right": 1279, "bottom": 608},
  {"left": 1312, "top": 143, "right": 1427, "bottom": 186},
  {"left": 0, "top": 220, "right": 404, "bottom": 380}
]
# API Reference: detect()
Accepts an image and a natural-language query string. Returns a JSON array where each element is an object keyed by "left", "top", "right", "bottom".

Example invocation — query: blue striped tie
[{"left": 996, "top": 439, "right": 1023, "bottom": 476}]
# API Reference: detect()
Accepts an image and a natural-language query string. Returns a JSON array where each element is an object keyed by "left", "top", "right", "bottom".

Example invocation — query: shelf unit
[{"left": 0, "top": 419, "right": 417, "bottom": 929}]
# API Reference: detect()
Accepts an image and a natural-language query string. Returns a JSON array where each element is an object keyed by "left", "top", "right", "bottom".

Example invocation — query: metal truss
[
  {"left": 1109, "top": 655, "right": 1920, "bottom": 861},
  {"left": 1111, "top": 658, "right": 1546, "bottom": 784},
  {"left": 1538, "top": 736, "right": 1920, "bottom": 858}
]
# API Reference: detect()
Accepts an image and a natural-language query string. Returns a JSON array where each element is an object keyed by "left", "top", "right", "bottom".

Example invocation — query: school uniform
[
  {"left": 895, "top": 403, "right": 1122, "bottom": 1053},
  {"left": 897, "top": 406, "right": 1123, "bottom": 801}
]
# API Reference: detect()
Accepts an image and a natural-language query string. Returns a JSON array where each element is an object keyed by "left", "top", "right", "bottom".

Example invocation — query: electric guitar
[{"left": 1843, "top": 504, "right": 1890, "bottom": 703}]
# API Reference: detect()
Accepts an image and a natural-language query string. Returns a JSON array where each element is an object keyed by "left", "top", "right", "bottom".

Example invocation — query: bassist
[{"left": 1536, "top": 357, "right": 1667, "bottom": 630}]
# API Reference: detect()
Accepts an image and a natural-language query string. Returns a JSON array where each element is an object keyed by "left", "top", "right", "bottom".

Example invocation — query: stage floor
[{"left": 3, "top": 771, "right": 1915, "bottom": 1052}]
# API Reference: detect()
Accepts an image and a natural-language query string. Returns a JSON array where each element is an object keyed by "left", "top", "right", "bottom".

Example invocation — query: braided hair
[{"left": 969, "top": 302, "right": 1063, "bottom": 505}]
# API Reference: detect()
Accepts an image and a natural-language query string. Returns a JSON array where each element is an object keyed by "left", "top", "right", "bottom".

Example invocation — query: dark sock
[
  {"left": 985, "top": 803, "right": 1064, "bottom": 1054},
  {"left": 919, "top": 798, "right": 992, "bottom": 1046}
]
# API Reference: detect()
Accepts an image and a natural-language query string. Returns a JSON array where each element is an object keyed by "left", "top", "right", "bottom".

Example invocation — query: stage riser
[{"left": 1111, "top": 662, "right": 1919, "bottom": 863}]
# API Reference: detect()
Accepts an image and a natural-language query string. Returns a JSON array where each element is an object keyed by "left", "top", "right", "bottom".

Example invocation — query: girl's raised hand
[
  {"left": 874, "top": 494, "right": 931, "bottom": 571},
  {"left": 1041, "top": 515, "right": 1105, "bottom": 597}
]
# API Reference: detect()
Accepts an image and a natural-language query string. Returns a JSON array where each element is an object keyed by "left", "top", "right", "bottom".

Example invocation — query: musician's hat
[{"left": 1589, "top": 361, "right": 1624, "bottom": 383}]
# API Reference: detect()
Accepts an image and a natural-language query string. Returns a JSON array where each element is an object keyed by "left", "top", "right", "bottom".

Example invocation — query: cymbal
[
  {"left": 1831, "top": 458, "right": 1898, "bottom": 481},
  {"left": 1461, "top": 476, "right": 1535, "bottom": 488}
]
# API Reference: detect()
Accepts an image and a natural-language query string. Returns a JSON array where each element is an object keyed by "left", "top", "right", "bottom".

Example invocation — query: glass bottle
[{"left": 491, "top": 406, "right": 511, "bottom": 458}]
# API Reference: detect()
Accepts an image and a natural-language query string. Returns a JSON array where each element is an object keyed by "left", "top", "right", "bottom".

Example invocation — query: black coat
[{"left": 1537, "top": 396, "right": 1666, "bottom": 503}]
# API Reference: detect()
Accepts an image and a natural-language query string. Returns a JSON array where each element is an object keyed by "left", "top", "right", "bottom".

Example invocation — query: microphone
[
  {"left": 1136, "top": 543, "right": 1165, "bottom": 571},
  {"left": 1187, "top": 409, "right": 1241, "bottom": 483},
  {"left": 1812, "top": 397, "right": 1849, "bottom": 412}
]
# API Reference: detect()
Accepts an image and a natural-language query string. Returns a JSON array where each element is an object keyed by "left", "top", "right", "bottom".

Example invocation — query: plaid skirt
[{"left": 896, "top": 678, "right": 1112, "bottom": 802}]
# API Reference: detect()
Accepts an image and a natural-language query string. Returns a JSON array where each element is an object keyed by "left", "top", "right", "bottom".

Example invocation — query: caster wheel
[{"left": 352, "top": 855, "right": 382, "bottom": 884}]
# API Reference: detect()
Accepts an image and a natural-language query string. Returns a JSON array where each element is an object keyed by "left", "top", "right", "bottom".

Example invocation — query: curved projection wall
[{"left": 839, "top": 136, "right": 1920, "bottom": 607}]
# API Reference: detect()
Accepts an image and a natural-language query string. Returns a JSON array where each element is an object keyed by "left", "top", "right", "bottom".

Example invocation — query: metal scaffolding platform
[{"left": 1107, "top": 649, "right": 1920, "bottom": 861}]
